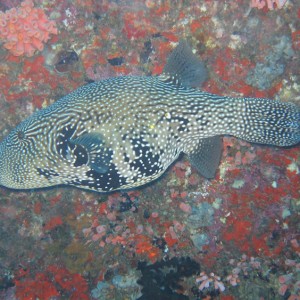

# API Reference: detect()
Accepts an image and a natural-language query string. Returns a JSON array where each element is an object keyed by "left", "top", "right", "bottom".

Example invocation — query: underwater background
[{"left": 0, "top": 0, "right": 299, "bottom": 299}]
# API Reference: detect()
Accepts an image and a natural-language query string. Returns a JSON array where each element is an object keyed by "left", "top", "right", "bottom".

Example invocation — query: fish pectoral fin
[
  {"left": 161, "top": 40, "right": 208, "bottom": 88},
  {"left": 70, "top": 132, "right": 111, "bottom": 174},
  {"left": 186, "top": 136, "right": 222, "bottom": 179}
]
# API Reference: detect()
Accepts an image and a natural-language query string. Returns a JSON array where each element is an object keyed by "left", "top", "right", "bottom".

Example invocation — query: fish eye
[{"left": 17, "top": 130, "right": 25, "bottom": 140}]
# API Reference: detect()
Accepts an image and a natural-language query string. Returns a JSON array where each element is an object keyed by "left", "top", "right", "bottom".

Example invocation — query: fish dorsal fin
[
  {"left": 186, "top": 136, "right": 222, "bottom": 179},
  {"left": 161, "top": 40, "right": 208, "bottom": 88},
  {"left": 71, "top": 132, "right": 111, "bottom": 173}
]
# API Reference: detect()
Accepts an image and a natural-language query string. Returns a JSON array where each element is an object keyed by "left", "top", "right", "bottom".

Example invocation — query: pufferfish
[{"left": 0, "top": 41, "right": 299, "bottom": 192}]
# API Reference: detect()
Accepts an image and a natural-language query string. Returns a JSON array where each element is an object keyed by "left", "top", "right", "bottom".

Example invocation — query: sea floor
[{"left": 0, "top": 0, "right": 299, "bottom": 299}]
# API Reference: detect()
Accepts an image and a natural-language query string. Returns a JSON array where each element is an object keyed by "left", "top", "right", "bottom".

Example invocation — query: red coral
[
  {"left": 15, "top": 273, "right": 59, "bottom": 300},
  {"left": 292, "top": 30, "right": 300, "bottom": 51},
  {"left": 164, "top": 233, "right": 178, "bottom": 248},
  {"left": 213, "top": 48, "right": 253, "bottom": 85},
  {"left": 16, "top": 265, "right": 89, "bottom": 299},
  {"left": 122, "top": 11, "right": 157, "bottom": 40},
  {"left": 223, "top": 219, "right": 252, "bottom": 245},
  {"left": 3, "top": 55, "right": 62, "bottom": 107},
  {"left": 49, "top": 265, "right": 89, "bottom": 297},
  {"left": 44, "top": 216, "right": 63, "bottom": 231},
  {"left": 134, "top": 235, "right": 160, "bottom": 262}
]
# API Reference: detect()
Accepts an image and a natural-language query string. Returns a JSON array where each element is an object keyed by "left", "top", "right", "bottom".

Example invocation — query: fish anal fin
[{"left": 187, "top": 136, "right": 222, "bottom": 179}]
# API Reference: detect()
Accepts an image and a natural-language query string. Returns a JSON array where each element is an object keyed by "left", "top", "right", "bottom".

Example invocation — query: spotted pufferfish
[{"left": 0, "top": 41, "right": 299, "bottom": 192}]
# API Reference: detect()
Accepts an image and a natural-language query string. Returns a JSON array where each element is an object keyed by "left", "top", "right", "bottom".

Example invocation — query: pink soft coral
[
  {"left": 0, "top": 0, "right": 57, "bottom": 57},
  {"left": 250, "top": 0, "right": 288, "bottom": 10}
]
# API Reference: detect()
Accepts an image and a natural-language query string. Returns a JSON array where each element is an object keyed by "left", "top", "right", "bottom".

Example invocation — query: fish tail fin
[{"left": 233, "top": 98, "right": 300, "bottom": 147}]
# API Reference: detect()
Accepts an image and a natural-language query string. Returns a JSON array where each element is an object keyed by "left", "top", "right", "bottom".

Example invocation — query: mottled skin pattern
[{"left": 0, "top": 73, "right": 299, "bottom": 192}]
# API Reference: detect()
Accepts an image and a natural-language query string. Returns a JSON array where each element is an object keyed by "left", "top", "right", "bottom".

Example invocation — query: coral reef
[{"left": 0, "top": 0, "right": 299, "bottom": 299}]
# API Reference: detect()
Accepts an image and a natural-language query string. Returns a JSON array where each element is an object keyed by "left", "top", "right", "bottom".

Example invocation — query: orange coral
[{"left": 0, "top": 0, "right": 57, "bottom": 57}]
